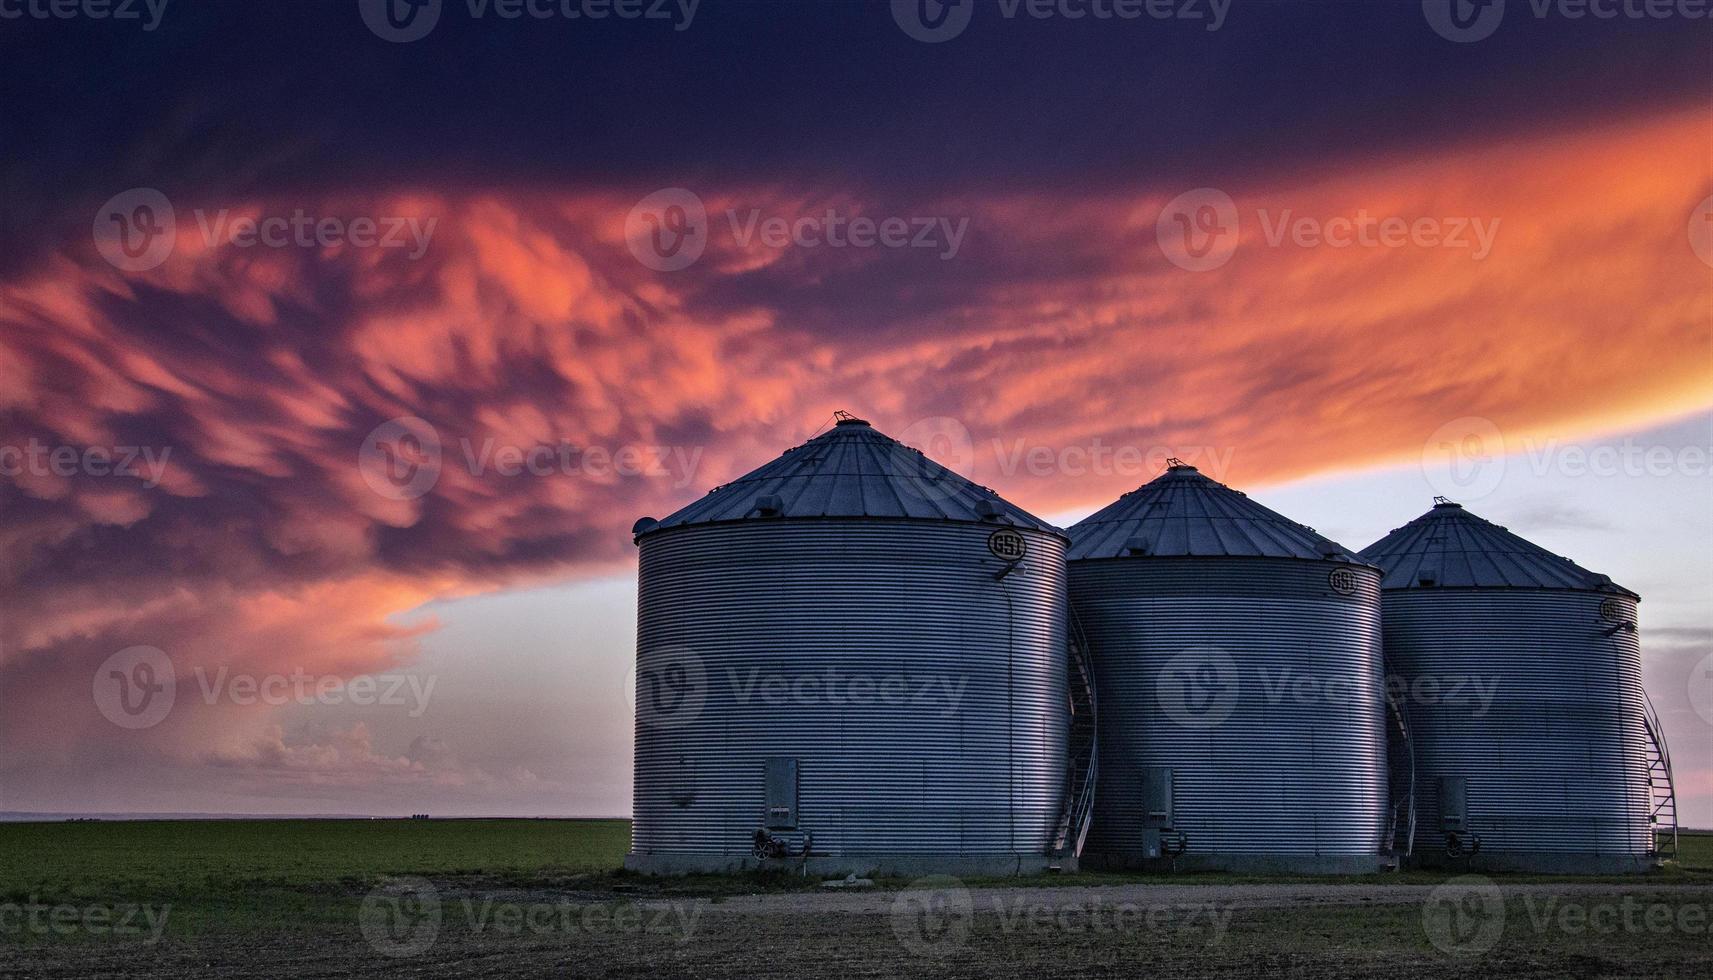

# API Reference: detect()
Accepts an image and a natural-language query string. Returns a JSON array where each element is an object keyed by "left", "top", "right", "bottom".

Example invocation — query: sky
[{"left": 0, "top": 1, "right": 1709, "bottom": 824}]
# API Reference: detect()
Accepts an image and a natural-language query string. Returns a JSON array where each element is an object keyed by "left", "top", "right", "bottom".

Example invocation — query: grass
[
  {"left": 1, "top": 819, "right": 1707, "bottom": 943},
  {"left": 0, "top": 818, "right": 629, "bottom": 939}
]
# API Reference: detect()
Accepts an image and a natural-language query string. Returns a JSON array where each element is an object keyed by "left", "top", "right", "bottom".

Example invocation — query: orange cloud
[{"left": 1, "top": 106, "right": 1707, "bottom": 810}]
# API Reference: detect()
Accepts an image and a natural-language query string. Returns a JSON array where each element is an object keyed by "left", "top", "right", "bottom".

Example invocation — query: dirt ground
[{"left": 5, "top": 880, "right": 1711, "bottom": 978}]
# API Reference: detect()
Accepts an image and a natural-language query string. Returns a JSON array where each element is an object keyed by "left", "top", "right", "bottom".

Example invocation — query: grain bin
[
  {"left": 1068, "top": 462, "right": 1391, "bottom": 873},
  {"left": 1359, "top": 499, "right": 1671, "bottom": 872},
  {"left": 626, "top": 415, "right": 1070, "bottom": 875}
]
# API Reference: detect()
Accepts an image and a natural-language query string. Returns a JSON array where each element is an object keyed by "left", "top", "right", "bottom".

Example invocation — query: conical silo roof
[
  {"left": 1357, "top": 499, "right": 1634, "bottom": 595},
  {"left": 1066, "top": 461, "right": 1363, "bottom": 562},
  {"left": 635, "top": 415, "right": 1063, "bottom": 539}
]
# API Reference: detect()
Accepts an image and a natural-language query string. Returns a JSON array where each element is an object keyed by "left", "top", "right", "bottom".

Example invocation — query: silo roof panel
[
  {"left": 1066, "top": 464, "right": 1366, "bottom": 562},
  {"left": 1357, "top": 500, "right": 1633, "bottom": 595},
  {"left": 641, "top": 417, "right": 1063, "bottom": 537}
]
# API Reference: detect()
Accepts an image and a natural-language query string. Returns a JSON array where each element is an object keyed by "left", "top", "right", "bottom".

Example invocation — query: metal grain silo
[
  {"left": 1359, "top": 499, "right": 1674, "bottom": 872},
  {"left": 625, "top": 414, "right": 1070, "bottom": 875},
  {"left": 1068, "top": 462, "right": 1392, "bottom": 873}
]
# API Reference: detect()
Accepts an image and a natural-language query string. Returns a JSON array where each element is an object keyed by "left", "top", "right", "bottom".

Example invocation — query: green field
[
  {"left": 0, "top": 818, "right": 630, "bottom": 938},
  {"left": 2, "top": 821, "right": 1709, "bottom": 977}
]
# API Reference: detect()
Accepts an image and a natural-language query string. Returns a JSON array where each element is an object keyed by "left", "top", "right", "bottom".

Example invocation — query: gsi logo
[
  {"left": 987, "top": 527, "right": 1027, "bottom": 561},
  {"left": 1328, "top": 568, "right": 1358, "bottom": 596}
]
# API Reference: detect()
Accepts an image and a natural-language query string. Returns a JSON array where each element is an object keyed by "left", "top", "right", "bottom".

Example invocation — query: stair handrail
[{"left": 1640, "top": 687, "right": 1678, "bottom": 859}]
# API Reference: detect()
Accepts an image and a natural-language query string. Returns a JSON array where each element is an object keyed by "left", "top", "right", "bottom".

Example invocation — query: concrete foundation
[
  {"left": 625, "top": 851, "right": 1071, "bottom": 877},
  {"left": 1083, "top": 852, "right": 1396, "bottom": 875}
]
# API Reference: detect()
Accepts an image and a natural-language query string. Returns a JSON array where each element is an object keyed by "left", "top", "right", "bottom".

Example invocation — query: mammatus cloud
[{"left": 1, "top": 108, "right": 1709, "bottom": 812}]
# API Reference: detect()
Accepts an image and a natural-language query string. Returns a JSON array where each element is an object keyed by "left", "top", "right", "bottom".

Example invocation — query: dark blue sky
[{"left": 2, "top": 0, "right": 1707, "bottom": 273}]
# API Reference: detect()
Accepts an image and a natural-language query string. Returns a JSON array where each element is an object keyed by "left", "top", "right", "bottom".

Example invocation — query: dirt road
[{"left": 6, "top": 879, "right": 1710, "bottom": 978}]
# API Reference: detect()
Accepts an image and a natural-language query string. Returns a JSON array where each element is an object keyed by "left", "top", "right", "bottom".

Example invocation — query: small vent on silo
[
  {"left": 976, "top": 498, "right": 1005, "bottom": 521},
  {"left": 632, "top": 516, "right": 659, "bottom": 538},
  {"left": 754, "top": 494, "right": 784, "bottom": 517},
  {"left": 1125, "top": 535, "right": 1150, "bottom": 556},
  {"left": 1417, "top": 567, "right": 1439, "bottom": 587}
]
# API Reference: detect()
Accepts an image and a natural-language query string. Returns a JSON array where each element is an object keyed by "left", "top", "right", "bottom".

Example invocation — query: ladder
[
  {"left": 1383, "top": 687, "right": 1416, "bottom": 859},
  {"left": 1050, "top": 608, "right": 1099, "bottom": 869},
  {"left": 1641, "top": 690, "right": 1678, "bottom": 861}
]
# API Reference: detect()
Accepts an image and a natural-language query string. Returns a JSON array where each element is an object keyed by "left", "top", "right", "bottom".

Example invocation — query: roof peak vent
[{"left": 833, "top": 410, "right": 870, "bottom": 427}]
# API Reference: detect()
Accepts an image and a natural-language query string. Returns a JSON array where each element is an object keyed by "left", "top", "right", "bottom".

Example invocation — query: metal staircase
[
  {"left": 1641, "top": 690, "right": 1678, "bottom": 861},
  {"left": 1382, "top": 686, "right": 1416, "bottom": 860},
  {"left": 1050, "top": 608, "right": 1098, "bottom": 869}
]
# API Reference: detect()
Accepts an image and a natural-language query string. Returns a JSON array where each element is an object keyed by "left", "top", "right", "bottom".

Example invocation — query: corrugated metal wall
[
  {"left": 632, "top": 519, "right": 1067, "bottom": 857},
  {"left": 1381, "top": 589, "right": 1652, "bottom": 856},
  {"left": 1072, "top": 557, "right": 1388, "bottom": 858}
]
